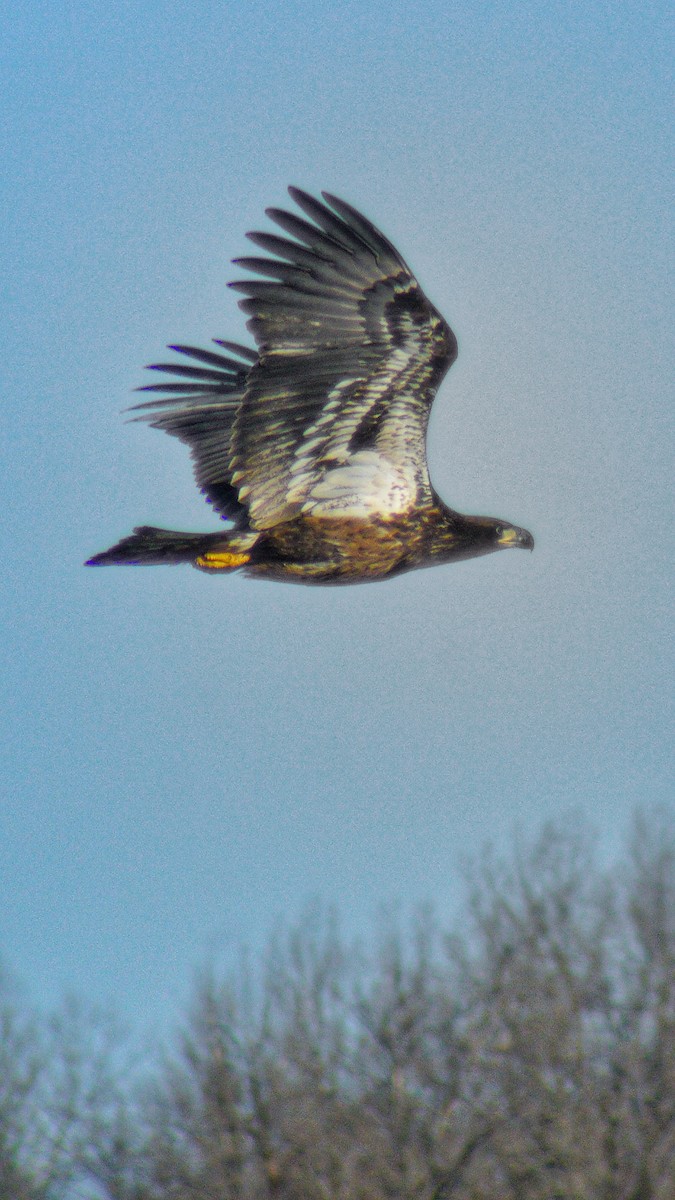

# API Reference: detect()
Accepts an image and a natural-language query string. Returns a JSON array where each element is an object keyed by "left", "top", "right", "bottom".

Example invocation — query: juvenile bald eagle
[{"left": 87, "top": 189, "right": 533, "bottom": 584}]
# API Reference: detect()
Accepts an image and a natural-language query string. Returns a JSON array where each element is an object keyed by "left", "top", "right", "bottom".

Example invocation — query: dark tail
[{"left": 85, "top": 526, "right": 244, "bottom": 567}]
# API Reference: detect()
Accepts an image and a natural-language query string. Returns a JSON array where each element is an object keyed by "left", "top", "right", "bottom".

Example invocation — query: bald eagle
[{"left": 87, "top": 189, "right": 533, "bottom": 584}]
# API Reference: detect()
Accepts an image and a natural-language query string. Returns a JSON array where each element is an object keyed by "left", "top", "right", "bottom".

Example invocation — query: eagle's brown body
[
  {"left": 202, "top": 509, "right": 529, "bottom": 585},
  {"left": 87, "top": 189, "right": 533, "bottom": 582}
]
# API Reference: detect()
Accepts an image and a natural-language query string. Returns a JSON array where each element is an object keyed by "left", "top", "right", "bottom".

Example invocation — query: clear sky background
[{"left": 2, "top": 0, "right": 673, "bottom": 1033}]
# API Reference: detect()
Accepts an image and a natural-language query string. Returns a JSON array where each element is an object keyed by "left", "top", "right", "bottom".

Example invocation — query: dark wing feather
[
  {"left": 229, "top": 188, "right": 458, "bottom": 528},
  {"left": 130, "top": 342, "right": 255, "bottom": 524}
]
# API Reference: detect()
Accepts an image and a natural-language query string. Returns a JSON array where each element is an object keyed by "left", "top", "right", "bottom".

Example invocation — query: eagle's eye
[{"left": 494, "top": 524, "right": 504, "bottom": 537}]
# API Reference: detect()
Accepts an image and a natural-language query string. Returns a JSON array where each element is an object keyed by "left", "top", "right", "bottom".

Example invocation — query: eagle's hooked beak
[{"left": 498, "top": 525, "right": 534, "bottom": 551}]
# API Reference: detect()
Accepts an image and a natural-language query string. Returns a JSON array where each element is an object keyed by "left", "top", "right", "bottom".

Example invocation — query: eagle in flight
[{"left": 87, "top": 188, "right": 533, "bottom": 584}]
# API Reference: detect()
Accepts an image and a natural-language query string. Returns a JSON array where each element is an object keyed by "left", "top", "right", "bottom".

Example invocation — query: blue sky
[{"left": 2, "top": 0, "right": 672, "bottom": 1032}]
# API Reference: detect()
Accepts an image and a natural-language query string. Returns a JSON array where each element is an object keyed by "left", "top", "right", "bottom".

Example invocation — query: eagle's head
[
  {"left": 447, "top": 514, "right": 534, "bottom": 561},
  {"left": 491, "top": 521, "right": 534, "bottom": 551}
]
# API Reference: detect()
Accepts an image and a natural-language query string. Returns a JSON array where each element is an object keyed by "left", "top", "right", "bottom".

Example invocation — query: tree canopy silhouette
[{"left": 1, "top": 808, "right": 673, "bottom": 1199}]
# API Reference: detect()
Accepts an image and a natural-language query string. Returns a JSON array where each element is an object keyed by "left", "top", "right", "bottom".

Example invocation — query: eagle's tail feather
[{"left": 85, "top": 526, "right": 255, "bottom": 571}]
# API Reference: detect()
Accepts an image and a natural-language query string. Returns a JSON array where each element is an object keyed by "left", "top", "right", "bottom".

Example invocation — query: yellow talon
[{"left": 195, "top": 551, "right": 251, "bottom": 570}]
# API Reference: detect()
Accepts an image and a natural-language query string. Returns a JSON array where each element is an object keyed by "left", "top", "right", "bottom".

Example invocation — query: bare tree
[{"left": 0, "top": 969, "right": 141, "bottom": 1200}]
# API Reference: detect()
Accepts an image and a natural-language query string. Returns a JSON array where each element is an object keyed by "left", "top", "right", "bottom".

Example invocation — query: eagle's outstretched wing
[
  {"left": 230, "top": 189, "right": 457, "bottom": 528},
  {"left": 132, "top": 189, "right": 458, "bottom": 530}
]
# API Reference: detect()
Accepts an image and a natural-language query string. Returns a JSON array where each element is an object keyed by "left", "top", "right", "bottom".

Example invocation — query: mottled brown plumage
[{"left": 87, "top": 188, "right": 533, "bottom": 584}]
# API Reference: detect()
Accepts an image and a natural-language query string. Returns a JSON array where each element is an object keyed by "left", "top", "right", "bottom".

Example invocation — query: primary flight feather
[{"left": 87, "top": 188, "right": 533, "bottom": 583}]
